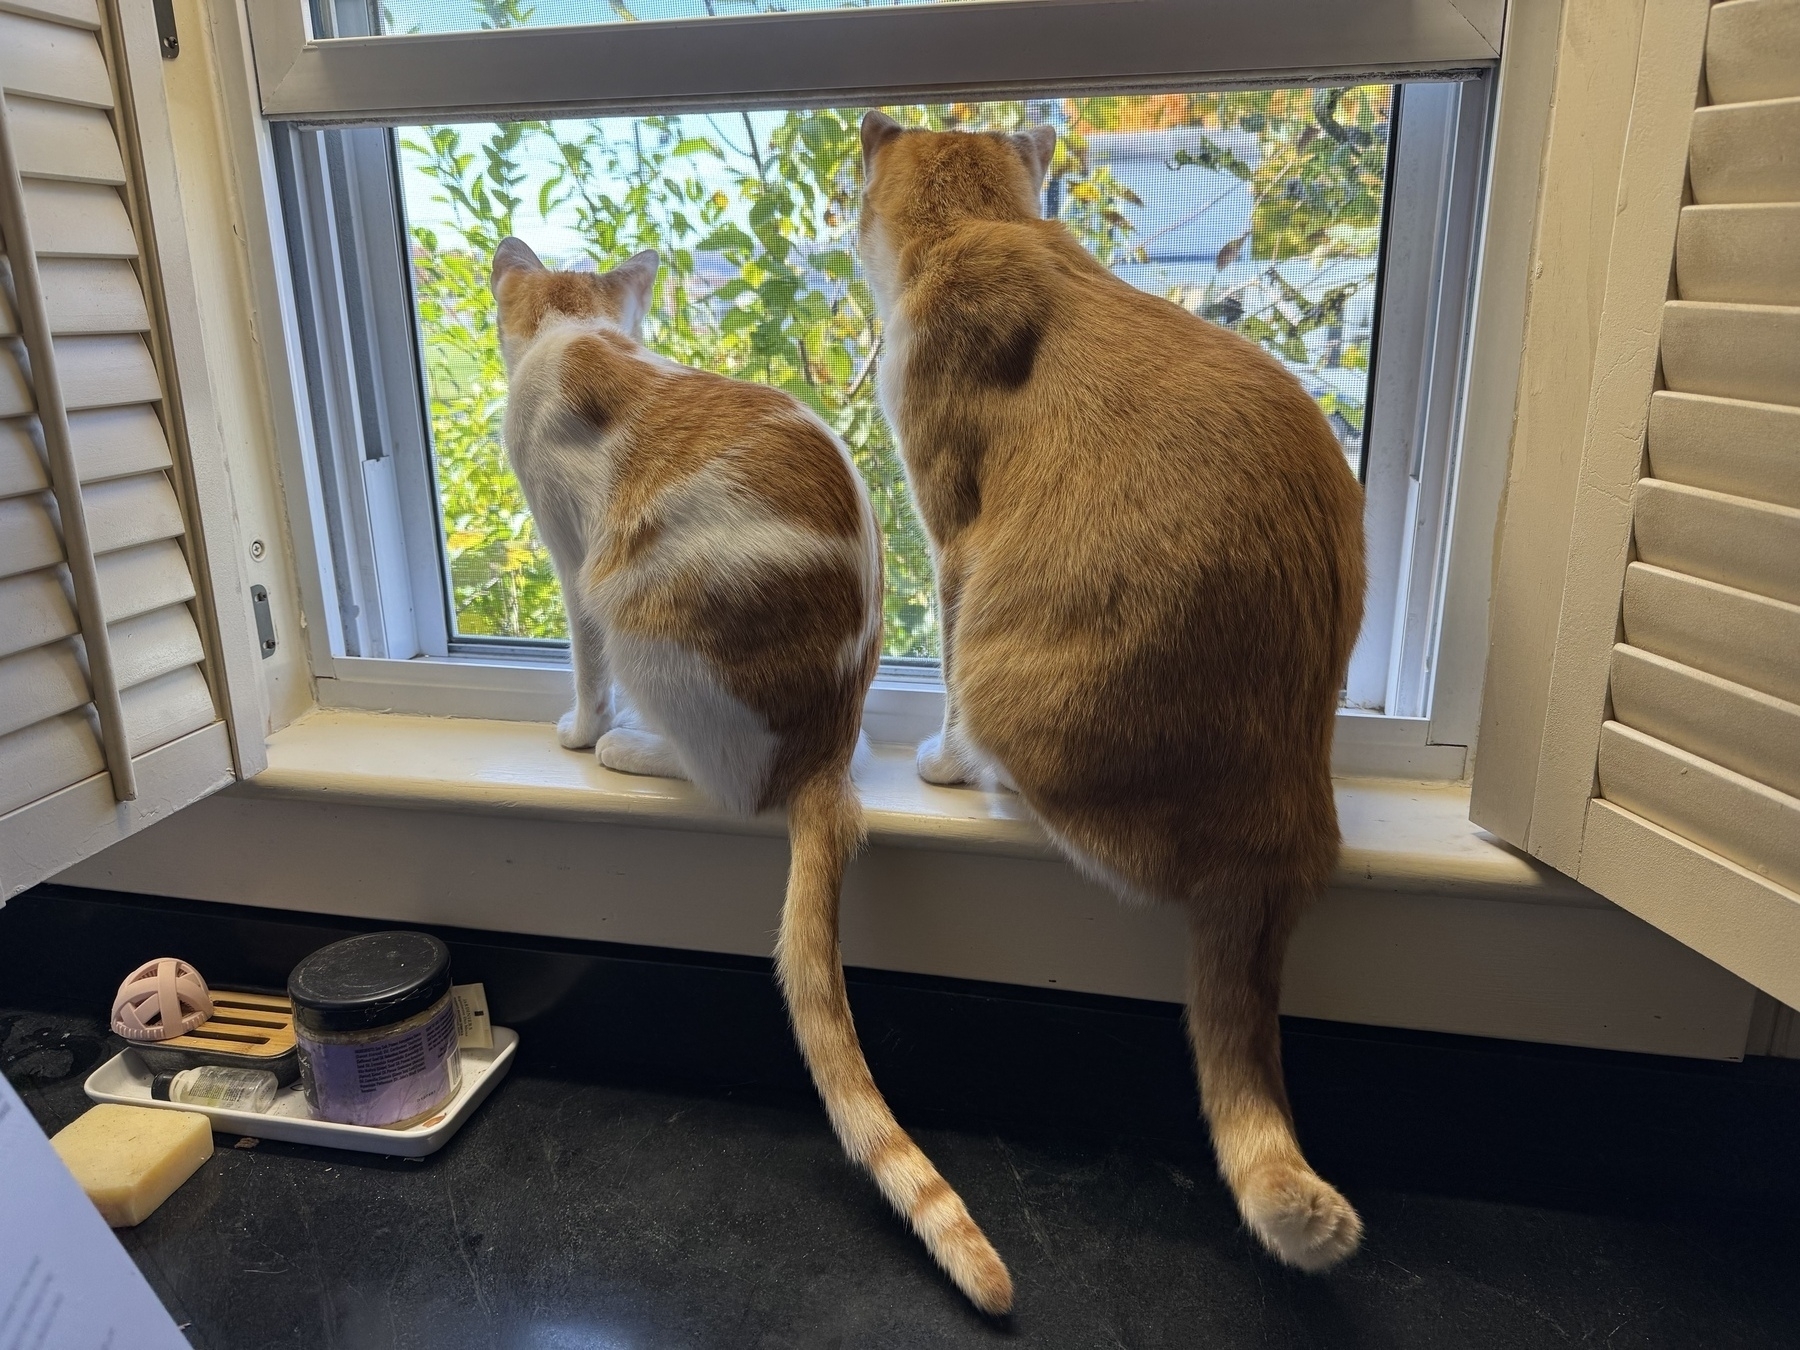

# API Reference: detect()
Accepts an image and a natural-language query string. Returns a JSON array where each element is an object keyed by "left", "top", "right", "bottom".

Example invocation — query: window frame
[
  {"left": 251, "top": 0, "right": 1501, "bottom": 124},
  {"left": 242, "top": 0, "right": 1516, "bottom": 780}
]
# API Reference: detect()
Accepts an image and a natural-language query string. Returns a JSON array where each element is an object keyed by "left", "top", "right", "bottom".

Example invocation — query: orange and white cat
[
  {"left": 858, "top": 113, "right": 1368, "bottom": 1282},
  {"left": 489, "top": 239, "right": 1011, "bottom": 1313}
]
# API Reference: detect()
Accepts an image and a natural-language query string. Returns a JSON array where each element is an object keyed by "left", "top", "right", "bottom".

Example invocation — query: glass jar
[{"left": 288, "top": 931, "right": 463, "bottom": 1128}]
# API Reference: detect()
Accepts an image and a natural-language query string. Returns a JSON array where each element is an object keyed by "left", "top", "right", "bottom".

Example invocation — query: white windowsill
[
  {"left": 244, "top": 708, "right": 1584, "bottom": 907},
  {"left": 68, "top": 706, "right": 1756, "bottom": 1060},
  {"left": 311, "top": 656, "right": 1474, "bottom": 781}
]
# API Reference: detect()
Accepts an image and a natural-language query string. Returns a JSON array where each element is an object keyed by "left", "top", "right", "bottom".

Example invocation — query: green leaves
[
  {"left": 401, "top": 88, "right": 1388, "bottom": 650},
  {"left": 697, "top": 223, "right": 754, "bottom": 255}
]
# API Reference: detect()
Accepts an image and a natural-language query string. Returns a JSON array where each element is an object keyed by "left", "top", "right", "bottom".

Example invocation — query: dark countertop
[{"left": 4, "top": 885, "right": 1799, "bottom": 1349}]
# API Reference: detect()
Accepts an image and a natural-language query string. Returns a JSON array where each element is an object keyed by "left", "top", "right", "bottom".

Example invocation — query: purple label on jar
[{"left": 297, "top": 1000, "right": 460, "bottom": 1127}]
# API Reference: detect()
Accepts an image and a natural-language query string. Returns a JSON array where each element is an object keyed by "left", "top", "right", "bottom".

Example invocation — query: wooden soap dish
[
  {"left": 157, "top": 989, "right": 295, "bottom": 1059},
  {"left": 119, "top": 989, "right": 301, "bottom": 1085}
]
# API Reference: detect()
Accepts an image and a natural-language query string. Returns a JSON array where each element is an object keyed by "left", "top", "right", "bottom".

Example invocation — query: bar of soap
[{"left": 51, "top": 1104, "right": 213, "bottom": 1227}]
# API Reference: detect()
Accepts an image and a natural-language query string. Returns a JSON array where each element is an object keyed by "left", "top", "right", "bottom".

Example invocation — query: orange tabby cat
[
  {"left": 858, "top": 113, "right": 1368, "bottom": 1283},
  {"left": 489, "top": 239, "right": 1010, "bottom": 1313}
]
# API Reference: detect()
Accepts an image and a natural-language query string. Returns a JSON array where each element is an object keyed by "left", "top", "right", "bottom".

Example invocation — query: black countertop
[{"left": 5, "top": 885, "right": 1799, "bottom": 1348}]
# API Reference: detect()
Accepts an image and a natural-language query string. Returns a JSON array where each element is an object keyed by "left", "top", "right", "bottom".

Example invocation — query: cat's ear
[
  {"left": 491, "top": 235, "right": 544, "bottom": 296},
  {"left": 1010, "top": 125, "right": 1058, "bottom": 193},
  {"left": 612, "top": 247, "right": 660, "bottom": 335},
  {"left": 861, "top": 110, "right": 904, "bottom": 176}
]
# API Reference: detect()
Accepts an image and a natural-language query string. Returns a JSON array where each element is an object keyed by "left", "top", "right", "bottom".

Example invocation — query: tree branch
[
  {"left": 846, "top": 334, "right": 883, "bottom": 400},
  {"left": 741, "top": 111, "right": 766, "bottom": 179}
]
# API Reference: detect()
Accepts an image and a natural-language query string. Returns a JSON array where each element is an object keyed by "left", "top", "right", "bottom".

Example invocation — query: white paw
[
  {"left": 916, "top": 731, "right": 974, "bottom": 786},
  {"left": 557, "top": 707, "right": 607, "bottom": 750},
  {"left": 1239, "top": 1168, "right": 1363, "bottom": 1273},
  {"left": 597, "top": 728, "right": 685, "bottom": 780}
]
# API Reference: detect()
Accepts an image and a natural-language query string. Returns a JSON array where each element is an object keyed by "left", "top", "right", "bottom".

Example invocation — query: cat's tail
[
  {"left": 777, "top": 773, "right": 1013, "bottom": 1315},
  {"left": 1185, "top": 884, "right": 1362, "bottom": 1271}
]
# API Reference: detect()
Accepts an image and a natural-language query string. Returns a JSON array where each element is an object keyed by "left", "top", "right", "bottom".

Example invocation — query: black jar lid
[{"left": 287, "top": 931, "right": 451, "bottom": 1034}]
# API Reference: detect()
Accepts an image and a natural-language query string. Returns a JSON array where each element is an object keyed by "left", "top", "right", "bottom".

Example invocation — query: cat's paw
[
  {"left": 1237, "top": 1165, "right": 1363, "bottom": 1273},
  {"left": 557, "top": 707, "right": 607, "bottom": 751},
  {"left": 597, "top": 728, "right": 686, "bottom": 780},
  {"left": 916, "top": 732, "right": 974, "bottom": 786}
]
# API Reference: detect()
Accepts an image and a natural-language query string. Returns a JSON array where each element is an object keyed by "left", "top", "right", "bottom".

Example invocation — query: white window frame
[
  {"left": 241, "top": 0, "right": 1513, "bottom": 781},
  {"left": 251, "top": 0, "right": 1501, "bottom": 124}
]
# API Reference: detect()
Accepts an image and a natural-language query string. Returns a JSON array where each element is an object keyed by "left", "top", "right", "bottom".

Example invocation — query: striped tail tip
[
  {"left": 942, "top": 1230, "right": 1014, "bottom": 1316},
  {"left": 915, "top": 1184, "right": 1014, "bottom": 1314}
]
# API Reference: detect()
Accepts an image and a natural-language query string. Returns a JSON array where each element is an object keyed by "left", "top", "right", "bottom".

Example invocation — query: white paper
[
  {"left": 0, "top": 1074, "right": 191, "bottom": 1349},
  {"left": 451, "top": 982, "right": 493, "bottom": 1051}
]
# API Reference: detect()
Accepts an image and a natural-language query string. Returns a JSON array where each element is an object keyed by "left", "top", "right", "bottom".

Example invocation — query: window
[
  {"left": 399, "top": 91, "right": 1390, "bottom": 655},
  {"left": 253, "top": 0, "right": 1500, "bottom": 754}
]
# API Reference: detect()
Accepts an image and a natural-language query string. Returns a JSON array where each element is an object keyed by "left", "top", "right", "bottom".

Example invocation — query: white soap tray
[{"left": 83, "top": 1028, "right": 518, "bottom": 1158}]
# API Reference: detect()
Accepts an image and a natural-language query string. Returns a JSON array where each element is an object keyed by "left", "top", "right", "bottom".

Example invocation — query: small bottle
[{"left": 152, "top": 1065, "right": 278, "bottom": 1113}]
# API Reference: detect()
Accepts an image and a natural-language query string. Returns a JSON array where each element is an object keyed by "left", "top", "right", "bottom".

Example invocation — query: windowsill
[
  {"left": 72, "top": 705, "right": 1752, "bottom": 1060},
  {"left": 242, "top": 708, "right": 1595, "bottom": 909},
  {"left": 311, "top": 655, "right": 1474, "bottom": 780}
]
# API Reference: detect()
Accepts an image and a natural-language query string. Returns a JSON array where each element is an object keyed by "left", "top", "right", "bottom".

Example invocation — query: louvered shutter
[
  {"left": 1473, "top": 0, "right": 1800, "bottom": 1006},
  {"left": 0, "top": 0, "right": 265, "bottom": 898}
]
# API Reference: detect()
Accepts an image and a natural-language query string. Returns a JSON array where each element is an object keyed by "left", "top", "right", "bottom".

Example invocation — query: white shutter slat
[
  {"left": 0, "top": 12, "right": 112, "bottom": 109},
  {"left": 69, "top": 404, "right": 169, "bottom": 481},
  {"left": 83, "top": 471, "right": 183, "bottom": 555},
  {"left": 54, "top": 333, "right": 158, "bottom": 408},
  {"left": 39, "top": 257, "right": 149, "bottom": 334},
  {"left": 95, "top": 538, "right": 194, "bottom": 622},
  {"left": 1581, "top": 800, "right": 1800, "bottom": 1011},
  {"left": 0, "top": 568, "right": 75, "bottom": 660},
  {"left": 1597, "top": 721, "right": 1800, "bottom": 894},
  {"left": 120, "top": 664, "right": 214, "bottom": 757},
  {"left": 0, "top": 707, "right": 103, "bottom": 816},
  {"left": 0, "top": 337, "right": 160, "bottom": 411},
  {"left": 1632, "top": 478, "right": 1800, "bottom": 605},
  {"left": 1706, "top": 0, "right": 1800, "bottom": 107},
  {"left": 24, "top": 179, "right": 135, "bottom": 257},
  {"left": 1689, "top": 96, "right": 1800, "bottom": 204},
  {"left": 0, "top": 344, "right": 29, "bottom": 415},
  {"left": 8, "top": 95, "right": 122, "bottom": 184},
  {"left": 1660, "top": 301, "right": 1800, "bottom": 406},
  {"left": 1609, "top": 643, "right": 1800, "bottom": 800},
  {"left": 109, "top": 602, "right": 203, "bottom": 691},
  {"left": 0, "top": 492, "right": 60, "bottom": 578},
  {"left": 0, "top": 407, "right": 169, "bottom": 494},
  {"left": 0, "top": 1, "right": 100, "bottom": 30},
  {"left": 0, "top": 637, "right": 86, "bottom": 738},
  {"left": 1675, "top": 203, "right": 1800, "bottom": 306},
  {"left": 1646, "top": 392, "right": 1800, "bottom": 509},
  {"left": 1621, "top": 562, "right": 1800, "bottom": 706},
  {"left": 0, "top": 416, "right": 46, "bottom": 497}
]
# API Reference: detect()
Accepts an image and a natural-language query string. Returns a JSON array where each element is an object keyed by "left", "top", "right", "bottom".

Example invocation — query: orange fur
[
  {"left": 859, "top": 112, "right": 1368, "bottom": 1273},
  {"left": 492, "top": 238, "right": 1011, "bottom": 1312}
]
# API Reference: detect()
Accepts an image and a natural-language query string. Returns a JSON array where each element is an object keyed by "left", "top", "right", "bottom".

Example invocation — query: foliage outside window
[{"left": 400, "top": 85, "right": 1391, "bottom": 652}]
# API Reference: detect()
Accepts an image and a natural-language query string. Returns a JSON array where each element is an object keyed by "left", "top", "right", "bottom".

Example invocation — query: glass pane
[
  {"left": 382, "top": 0, "right": 955, "bottom": 37},
  {"left": 398, "top": 88, "right": 1392, "bottom": 653}
]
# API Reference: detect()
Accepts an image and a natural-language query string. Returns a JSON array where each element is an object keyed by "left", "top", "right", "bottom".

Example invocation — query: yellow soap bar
[{"left": 51, "top": 1104, "right": 213, "bottom": 1227}]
